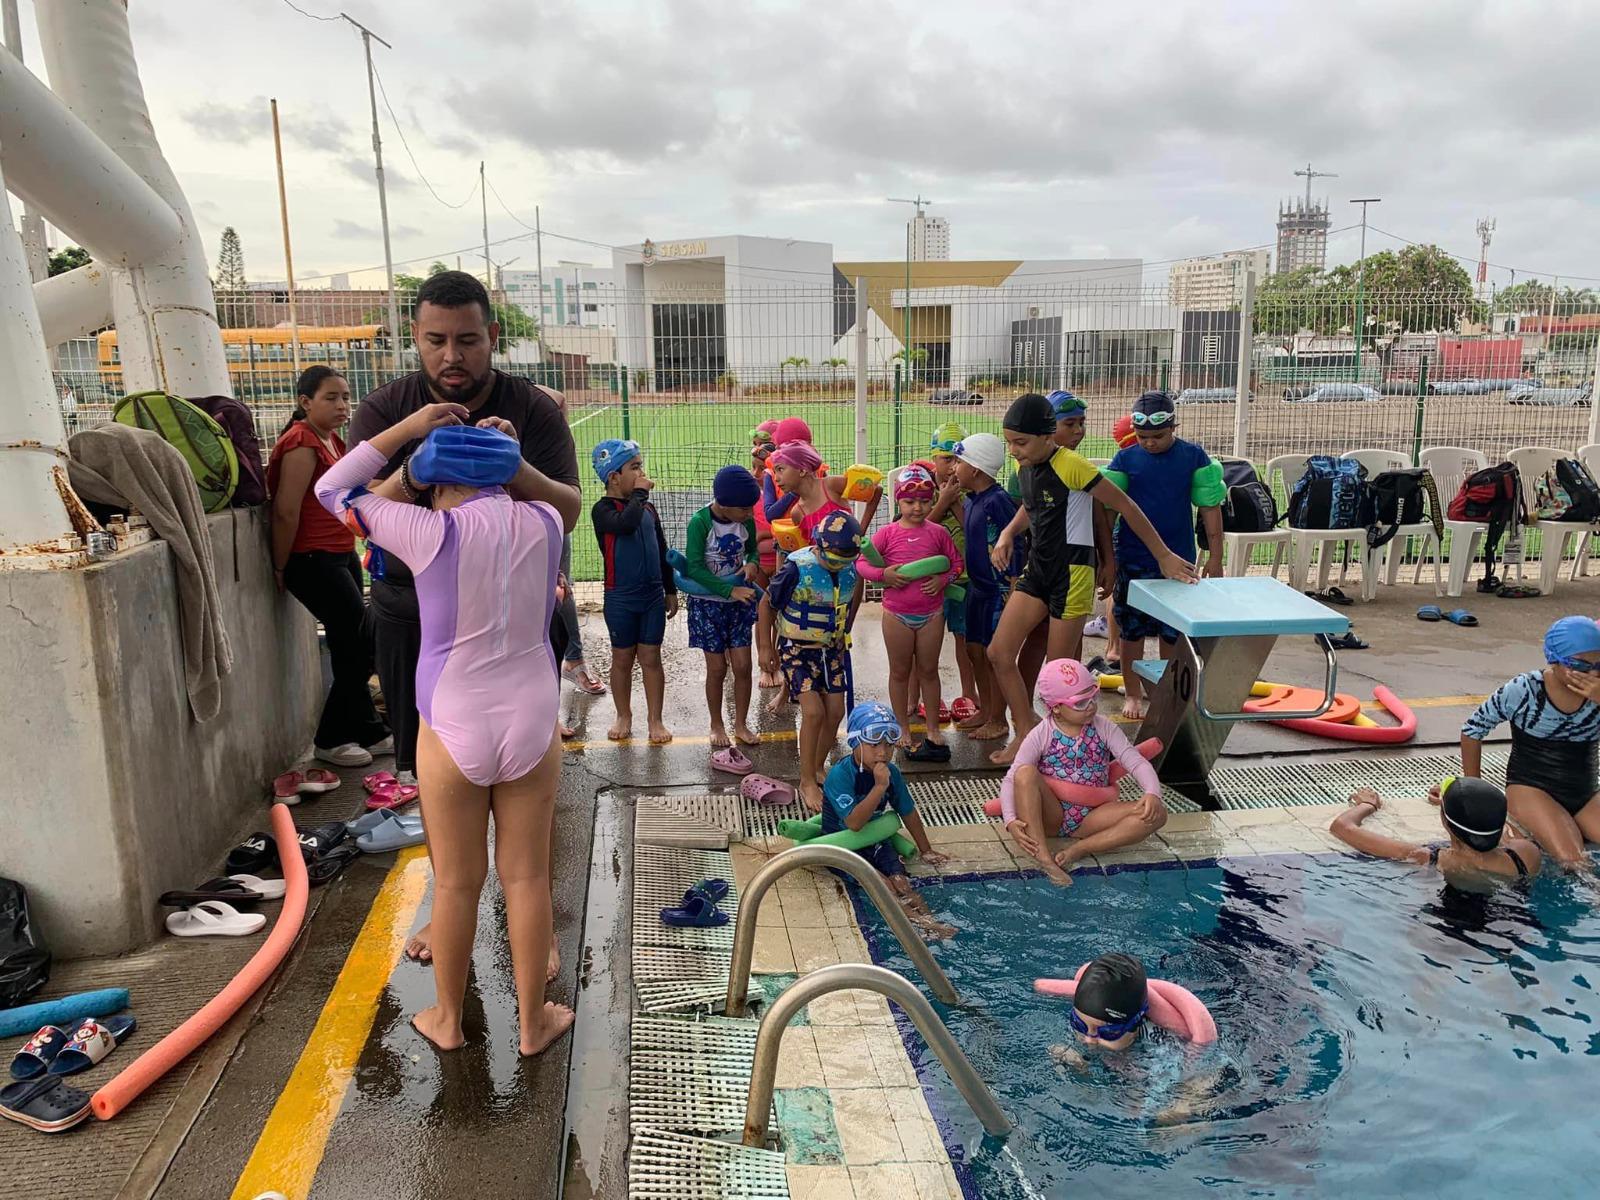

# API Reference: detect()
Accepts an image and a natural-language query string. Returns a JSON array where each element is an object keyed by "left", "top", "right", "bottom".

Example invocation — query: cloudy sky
[{"left": 10, "top": 0, "right": 1599, "bottom": 289}]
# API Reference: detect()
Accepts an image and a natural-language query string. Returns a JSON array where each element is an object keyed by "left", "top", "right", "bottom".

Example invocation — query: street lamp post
[
  {"left": 887, "top": 195, "right": 934, "bottom": 391},
  {"left": 342, "top": 12, "right": 402, "bottom": 371},
  {"left": 1349, "top": 197, "right": 1380, "bottom": 382}
]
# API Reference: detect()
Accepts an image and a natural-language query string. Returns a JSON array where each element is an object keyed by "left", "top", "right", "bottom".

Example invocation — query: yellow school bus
[{"left": 95, "top": 325, "right": 387, "bottom": 400}]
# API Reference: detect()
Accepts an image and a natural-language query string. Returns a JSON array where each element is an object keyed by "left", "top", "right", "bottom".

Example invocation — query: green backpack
[{"left": 112, "top": 391, "right": 240, "bottom": 513}]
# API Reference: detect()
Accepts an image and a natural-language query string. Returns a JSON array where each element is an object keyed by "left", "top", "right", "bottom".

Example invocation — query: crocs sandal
[
  {"left": 0, "top": 1076, "right": 92, "bottom": 1133},
  {"left": 916, "top": 702, "right": 953, "bottom": 724},
  {"left": 228, "top": 873, "right": 287, "bottom": 901},
  {"left": 950, "top": 697, "right": 979, "bottom": 724},
  {"left": 660, "top": 891, "right": 728, "bottom": 928},
  {"left": 1417, "top": 605, "right": 1443, "bottom": 622},
  {"left": 366, "top": 782, "right": 420, "bottom": 811},
  {"left": 307, "top": 843, "right": 361, "bottom": 886},
  {"left": 49, "top": 1015, "right": 136, "bottom": 1076},
  {"left": 740, "top": 774, "right": 796, "bottom": 808},
  {"left": 362, "top": 771, "right": 397, "bottom": 794},
  {"left": 158, "top": 877, "right": 266, "bottom": 909},
  {"left": 905, "top": 740, "right": 952, "bottom": 763},
  {"left": 1445, "top": 609, "right": 1479, "bottom": 627},
  {"left": 685, "top": 878, "right": 730, "bottom": 905},
  {"left": 225, "top": 833, "right": 279, "bottom": 875},
  {"left": 710, "top": 747, "right": 755, "bottom": 776},
  {"left": 166, "top": 900, "right": 267, "bottom": 938},
  {"left": 9, "top": 1027, "right": 69, "bottom": 1080}
]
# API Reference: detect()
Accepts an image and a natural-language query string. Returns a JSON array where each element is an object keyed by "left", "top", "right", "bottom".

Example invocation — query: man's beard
[{"left": 425, "top": 362, "right": 490, "bottom": 404}]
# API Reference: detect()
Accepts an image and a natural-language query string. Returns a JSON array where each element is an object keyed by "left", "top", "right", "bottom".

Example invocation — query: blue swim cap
[
  {"left": 846, "top": 701, "right": 901, "bottom": 748},
  {"left": 592, "top": 438, "right": 642, "bottom": 484},
  {"left": 1543, "top": 615, "right": 1600, "bottom": 665},
  {"left": 713, "top": 465, "right": 761, "bottom": 507},
  {"left": 409, "top": 425, "right": 522, "bottom": 488},
  {"left": 810, "top": 509, "right": 862, "bottom": 557},
  {"left": 1047, "top": 389, "right": 1086, "bottom": 418}
]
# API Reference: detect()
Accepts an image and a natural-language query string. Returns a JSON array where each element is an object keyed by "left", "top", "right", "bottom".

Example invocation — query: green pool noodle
[
  {"left": 777, "top": 811, "right": 918, "bottom": 859},
  {"left": 862, "top": 539, "right": 886, "bottom": 568},
  {"left": 897, "top": 554, "right": 951, "bottom": 580},
  {"left": 945, "top": 581, "right": 966, "bottom": 604}
]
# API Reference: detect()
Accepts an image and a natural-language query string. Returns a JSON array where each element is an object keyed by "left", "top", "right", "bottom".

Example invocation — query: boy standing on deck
[
  {"left": 951, "top": 433, "right": 1026, "bottom": 741},
  {"left": 928, "top": 421, "right": 979, "bottom": 720},
  {"left": 682, "top": 465, "right": 764, "bottom": 751},
  {"left": 591, "top": 438, "right": 678, "bottom": 744},
  {"left": 1101, "top": 391, "right": 1224, "bottom": 720}
]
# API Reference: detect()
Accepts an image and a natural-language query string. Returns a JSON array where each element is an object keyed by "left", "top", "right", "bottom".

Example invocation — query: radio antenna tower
[{"left": 1475, "top": 217, "right": 1495, "bottom": 292}]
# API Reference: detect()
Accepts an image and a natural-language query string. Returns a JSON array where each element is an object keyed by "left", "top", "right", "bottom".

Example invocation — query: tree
[
  {"left": 780, "top": 355, "right": 809, "bottom": 388},
  {"left": 48, "top": 245, "right": 91, "bottom": 277},
  {"left": 370, "top": 261, "right": 538, "bottom": 342},
  {"left": 823, "top": 356, "right": 848, "bottom": 391},
  {"left": 215, "top": 227, "right": 246, "bottom": 291},
  {"left": 1254, "top": 246, "right": 1483, "bottom": 339},
  {"left": 1496, "top": 281, "right": 1600, "bottom": 316}
]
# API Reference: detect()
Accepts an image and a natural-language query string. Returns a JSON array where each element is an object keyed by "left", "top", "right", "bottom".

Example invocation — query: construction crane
[{"left": 1293, "top": 163, "right": 1337, "bottom": 209}]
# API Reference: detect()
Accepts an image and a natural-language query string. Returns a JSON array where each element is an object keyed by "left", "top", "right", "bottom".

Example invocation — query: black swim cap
[
  {"left": 1441, "top": 776, "right": 1506, "bottom": 852},
  {"left": 1133, "top": 390, "right": 1176, "bottom": 418},
  {"left": 1003, "top": 392, "right": 1056, "bottom": 437},
  {"left": 1074, "top": 952, "right": 1148, "bottom": 1022}
]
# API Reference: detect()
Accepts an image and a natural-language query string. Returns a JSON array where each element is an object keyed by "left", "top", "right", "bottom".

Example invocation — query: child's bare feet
[
  {"left": 520, "top": 1001, "right": 575, "bottom": 1057},
  {"left": 734, "top": 724, "right": 761, "bottom": 746},
  {"left": 897, "top": 732, "right": 913, "bottom": 749},
  {"left": 405, "top": 921, "right": 433, "bottom": 963},
  {"left": 990, "top": 732, "right": 1029, "bottom": 765},
  {"left": 1038, "top": 857, "right": 1074, "bottom": 887},
  {"left": 548, "top": 945, "right": 560, "bottom": 982},
  {"left": 710, "top": 725, "right": 731, "bottom": 749},
  {"left": 1054, "top": 845, "right": 1087, "bottom": 873},
  {"left": 955, "top": 712, "right": 987, "bottom": 731},
  {"left": 607, "top": 715, "right": 632, "bottom": 741},
  {"left": 648, "top": 722, "right": 674, "bottom": 745},
  {"left": 765, "top": 689, "right": 787, "bottom": 714},
  {"left": 559, "top": 721, "right": 577, "bottom": 739},
  {"left": 411, "top": 1005, "right": 464, "bottom": 1051},
  {"left": 1121, "top": 696, "right": 1148, "bottom": 721},
  {"left": 967, "top": 721, "right": 1009, "bottom": 741},
  {"left": 800, "top": 780, "right": 824, "bottom": 813},
  {"left": 759, "top": 668, "right": 782, "bottom": 688}
]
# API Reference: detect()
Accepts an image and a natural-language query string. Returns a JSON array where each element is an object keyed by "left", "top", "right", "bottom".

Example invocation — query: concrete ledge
[{"left": 0, "top": 507, "right": 320, "bottom": 957}]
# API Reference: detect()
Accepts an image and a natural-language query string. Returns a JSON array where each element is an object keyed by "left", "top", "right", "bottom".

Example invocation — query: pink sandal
[
  {"left": 362, "top": 771, "right": 397, "bottom": 794},
  {"left": 710, "top": 747, "right": 755, "bottom": 776},
  {"left": 740, "top": 774, "right": 795, "bottom": 807},
  {"left": 366, "top": 782, "right": 420, "bottom": 811},
  {"left": 300, "top": 767, "right": 340, "bottom": 794},
  {"left": 272, "top": 771, "right": 305, "bottom": 803}
]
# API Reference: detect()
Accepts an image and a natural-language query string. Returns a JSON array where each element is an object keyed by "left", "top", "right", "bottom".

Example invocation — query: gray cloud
[
  {"left": 331, "top": 218, "right": 422, "bottom": 240},
  {"left": 185, "top": 98, "right": 355, "bottom": 155}
]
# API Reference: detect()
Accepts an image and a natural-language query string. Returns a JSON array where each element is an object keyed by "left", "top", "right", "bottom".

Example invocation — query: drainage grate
[
  {"left": 1209, "top": 749, "right": 1510, "bottom": 809},
  {"left": 627, "top": 1128, "right": 789, "bottom": 1199},
  {"left": 633, "top": 846, "right": 739, "bottom": 951},
  {"left": 634, "top": 947, "right": 734, "bottom": 980},
  {"left": 638, "top": 977, "right": 758, "bottom": 1015},
  {"left": 629, "top": 1014, "right": 771, "bottom": 1137},
  {"left": 909, "top": 771, "right": 1202, "bottom": 816},
  {"left": 636, "top": 793, "right": 746, "bottom": 842}
]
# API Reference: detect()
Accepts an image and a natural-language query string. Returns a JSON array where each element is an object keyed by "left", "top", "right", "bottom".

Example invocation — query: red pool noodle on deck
[
  {"left": 1267, "top": 686, "right": 1416, "bottom": 744},
  {"left": 1035, "top": 964, "right": 1218, "bottom": 1044},
  {"left": 982, "top": 737, "right": 1163, "bottom": 818},
  {"left": 92, "top": 803, "right": 308, "bottom": 1120}
]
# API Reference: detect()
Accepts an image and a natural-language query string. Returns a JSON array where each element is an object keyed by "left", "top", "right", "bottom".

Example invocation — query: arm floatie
[
  {"left": 897, "top": 554, "right": 951, "bottom": 579},
  {"left": 666, "top": 548, "right": 763, "bottom": 599},
  {"left": 1190, "top": 460, "right": 1226, "bottom": 507},
  {"left": 946, "top": 582, "right": 966, "bottom": 604},
  {"left": 771, "top": 518, "right": 807, "bottom": 553},
  {"left": 1100, "top": 469, "right": 1130, "bottom": 491},
  {"left": 842, "top": 464, "right": 884, "bottom": 502},
  {"left": 1035, "top": 967, "right": 1217, "bottom": 1044},
  {"left": 778, "top": 811, "right": 918, "bottom": 859}
]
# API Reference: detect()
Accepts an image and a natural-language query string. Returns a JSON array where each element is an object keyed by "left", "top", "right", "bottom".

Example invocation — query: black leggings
[
  {"left": 369, "top": 576, "right": 422, "bottom": 773},
  {"left": 558, "top": 536, "right": 583, "bottom": 664},
  {"left": 283, "top": 550, "right": 389, "bottom": 753}
]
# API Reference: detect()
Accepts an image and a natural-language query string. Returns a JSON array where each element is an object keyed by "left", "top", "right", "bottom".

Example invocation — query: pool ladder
[{"left": 724, "top": 844, "right": 1011, "bottom": 1145}]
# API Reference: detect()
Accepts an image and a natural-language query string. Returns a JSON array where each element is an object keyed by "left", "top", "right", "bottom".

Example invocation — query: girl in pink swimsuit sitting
[
  {"left": 317, "top": 403, "right": 572, "bottom": 1057},
  {"left": 999, "top": 657, "right": 1168, "bottom": 886}
]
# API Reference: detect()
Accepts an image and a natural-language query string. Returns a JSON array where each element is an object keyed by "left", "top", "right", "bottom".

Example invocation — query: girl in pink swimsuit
[
  {"left": 317, "top": 403, "right": 572, "bottom": 1058},
  {"left": 999, "top": 657, "right": 1167, "bottom": 886}
]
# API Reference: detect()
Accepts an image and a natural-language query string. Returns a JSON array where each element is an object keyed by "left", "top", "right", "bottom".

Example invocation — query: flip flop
[
  {"left": 296, "top": 822, "right": 349, "bottom": 863},
  {"left": 905, "top": 740, "right": 952, "bottom": 763},
  {"left": 9, "top": 1027, "right": 69, "bottom": 1080},
  {"left": 362, "top": 771, "right": 397, "bottom": 794},
  {"left": 660, "top": 891, "right": 728, "bottom": 928},
  {"left": 1445, "top": 609, "right": 1479, "bottom": 627},
  {"left": 48, "top": 1015, "right": 136, "bottom": 1076},
  {"left": 356, "top": 815, "right": 427, "bottom": 853},
  {"left": 228, "top": 873, "right": 287, "bottom": 901},
  {"left": 299, "top": 768, "right": 340, "bottom": 794},
  {"left": 685, "top": 878, "right": 730, "bottom": 905},
  {"left": 1328, "top": 632, "right": 1369, "bottom": 650},
  {"left": 562, "top": 663, "right": 607, "bottom": 695},
  {"left": 224, "top": 833, "right": 278, "bottom": 875},
  {"left": 740, "top": 774, "right": 795, "bottom": 808},
  {"left": 710, "top": 746, "right": 755, "bottom": 776},
  {"left": 158, "top": 877, "right": 265, "bottom": 909},
  {"left": 307, "top": 843, "right": 361, "bottom": 886},
  {"left": 950, "top": 697, "right": 979, "bottom": 723},
  {"left": 1417, "top": 605, "right": 1443, "bottom": 622},
  {"left": 0, "top": 1077, "right": 93, "bottom": 1133},
  {"left": 347, "top": 808, "right": 418, "bottom": 837},
  {"left": 166, "top": 900, "right": 267, "bottom": 938},
  {"left": 366, "top": 782, "right": 420, "bottom": 811}
]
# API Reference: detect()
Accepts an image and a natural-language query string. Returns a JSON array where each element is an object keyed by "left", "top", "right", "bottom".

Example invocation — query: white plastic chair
[
  {"left": 1265, "top": 453, "right": 1373, "bottom": 599},
  {"left": 1574, "top": 444, "right": 1600, "bottom": 577},
  {"left": 1508, "top": 445, "right": 1591, "bottom": 595},
  {"left": 1418, "top": 446, "right": 1488, "bottom": 597},
  {"left": 1341, "top": 449, "right": 1442, "bottom": 596},
  {"left": 1215, "top": 455, "right": 1289, "bottom": 579}
]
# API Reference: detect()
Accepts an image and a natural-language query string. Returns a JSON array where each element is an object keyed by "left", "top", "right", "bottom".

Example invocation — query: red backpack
[{"left": 1448, "top": 462, "right": 1523, "bottom": 580}]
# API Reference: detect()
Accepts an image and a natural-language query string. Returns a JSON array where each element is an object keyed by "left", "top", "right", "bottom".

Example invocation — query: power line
[
  {"left": 1366, "top": 226, "right": 1600, "bottom": 286},
  {"left": 370, "top": 64, "right": 480, "bottom": 210},
  {"left": 276, "top": 0, "right": 340, "bottom": 20}
]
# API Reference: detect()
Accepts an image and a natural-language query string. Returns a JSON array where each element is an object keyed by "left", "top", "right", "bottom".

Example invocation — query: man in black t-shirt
[{"left": 348, "top": 271, "right": 581, "bottom": 787}]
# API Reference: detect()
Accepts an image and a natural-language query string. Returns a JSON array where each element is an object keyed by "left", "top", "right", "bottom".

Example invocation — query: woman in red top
[{"left": 268, "top": 365, "right": 391, "bottom": 767}]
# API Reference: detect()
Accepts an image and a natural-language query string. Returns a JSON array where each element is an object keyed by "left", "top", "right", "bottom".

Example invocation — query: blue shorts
[
  {"left": 603, "top": 591, "right": 667, "bottom": 649},
  {"left": 778, "top": 639, "right": 848, "bottom": 701},
  {"left": 1113, "top": 565, "right": 1179, "bottom": 645},
  {"left": 963, "top": 587, "right": 1007, "bottom": 647},
  {"left": 687, "top": 595, "right": 757, "bottom": 654},
  {"left": 825, "top": 836, "right": 906, "bottom": 879},
  {"left": 943, "top": 593, "right": 967, "bottom": 637}
]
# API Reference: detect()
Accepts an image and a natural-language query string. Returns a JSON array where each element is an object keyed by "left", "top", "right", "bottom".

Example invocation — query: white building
[
  {"left": 502, "top": 263, "right": 622, "bottom": 332},
  {"left": 1168, "top": 248, "right": 1268, "bottom": 309},
  {"left": 908, "top": 213, "right": 950, "bottom": 261}
]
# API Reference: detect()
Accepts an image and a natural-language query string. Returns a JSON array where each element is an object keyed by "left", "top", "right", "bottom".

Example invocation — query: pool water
[{"left": 854, "top": 854, "right": 1600, "bottom": 1198}]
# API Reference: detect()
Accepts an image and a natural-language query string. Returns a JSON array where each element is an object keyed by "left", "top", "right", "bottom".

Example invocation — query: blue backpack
[{"left": 1287, "top": 456, "right": 1367, "bottom": 530}]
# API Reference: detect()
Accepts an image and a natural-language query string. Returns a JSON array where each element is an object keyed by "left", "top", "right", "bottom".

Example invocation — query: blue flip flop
[
  {"left": 47, "top": 1015, "right": 136, "bottom": 1076},
  {"left": 1417, "top": 605, "right": 1443, "bottom": 622},
  {"left": 9, "top": 1026, "right": 69, "bottom": 1080},
  {"left": 660, "top": 891, "right": 729, "bottom": 928},
  {"left": 347, "top": 808, "right": 422, "bottom": 838},
  {"left": 685, "top": 878, "right": 730, "bottom": 906},
  {"left": 1445, "top": 609, "right": 1479, "bottom": 627},
  {"left": 355, "top": 813, "right": 426, "bottom": 853}
]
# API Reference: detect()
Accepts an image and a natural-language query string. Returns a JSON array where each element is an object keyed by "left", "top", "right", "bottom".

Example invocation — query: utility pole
[
  {"left": 270, "top": 99, "right": 301, "bottom": 376},
  {"left": 534, "top": 204, "right": 545, "bottom": 360},
  {"left": 888, "top": 194, "right": 935, "bottom": 388},
  {"left": 1294, "top": 162, "right": 1338, "bottom": 210},
  {"left": 1349, "top": 197, "right": 1380, "bottom": 382},
  {"left": 3, "top": 0, "right": 49, "bottom": 282},
  {"left": 341, "top": 12, "right": 401, "bottom": 370},
  {"left": 1475, "top": 217, "right": 1495, "bottom": 303},
  {"left": 480, "top": 161, "right": 490, "bottom": 291}
]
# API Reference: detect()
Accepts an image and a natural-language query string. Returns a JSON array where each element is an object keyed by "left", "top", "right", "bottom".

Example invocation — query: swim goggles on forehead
[
  {"left": 1070, "top": 1004, "right": 1148, "bottom": 1041},
  {"left": 1130, "top": 409, "right": 1176, "bottom": 429}
]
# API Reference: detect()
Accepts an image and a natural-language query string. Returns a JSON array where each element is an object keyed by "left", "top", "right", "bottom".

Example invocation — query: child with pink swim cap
[{"left": 999, "top": 657, "right": 1166, "bottom": 885}]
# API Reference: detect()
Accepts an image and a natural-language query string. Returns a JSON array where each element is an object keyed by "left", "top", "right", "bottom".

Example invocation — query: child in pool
[
  {"left": 1461, "top": 615, "right": 1600, "bottom": 873},
  {"left": 825, "top": 702, "right": 954, "bottom": 939},
  {"left": 1000, "top": 657, "right": 1166, "bottom": 885},
  {"left": 855, "top": 464, "right": 964, "bottom": 762}
]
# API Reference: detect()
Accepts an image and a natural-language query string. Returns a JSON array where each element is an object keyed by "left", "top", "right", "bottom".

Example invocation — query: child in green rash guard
[
  {"left": 1100, "top": 392, "right": 1224, "bottom": 720},
  {"left": 927, "top": 421, "right": 979, "bottom": 715},
  {"left": 683, "top": 466, "right": 764, "bottom": 751}
]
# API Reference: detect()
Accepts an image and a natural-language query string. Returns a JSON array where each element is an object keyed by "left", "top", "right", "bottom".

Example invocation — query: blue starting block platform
[{"left": 1125, "top": 578, "right": 1349, "bottom": 806}]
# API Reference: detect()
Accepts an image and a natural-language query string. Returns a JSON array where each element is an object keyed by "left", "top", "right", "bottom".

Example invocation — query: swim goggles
[
  {"left": 1070, "top": 1003, "right": 1148, "bottom": 1042},
  {"left": 1555, "top": 657, "right": 1600, "bottom": 673},
  {"left": 929, "top": 436, "right": 963, "bottom": 455},
  {"left": 1129, "top": 409, "right": 1175, "bottom": 429}
]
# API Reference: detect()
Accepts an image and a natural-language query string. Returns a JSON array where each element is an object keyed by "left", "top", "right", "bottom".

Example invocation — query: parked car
[
  {"left": 927, "top": 388, "right": 984, "bottom": 406},
  {"left": 1284, "top": 382, "right": 1381, "bottom": 403},
  {"left": 1175, "top": 387, "right": 1246, "bottom": 404},
  {"left": 1506, "top": 383, "right": 1592, "bottom": 407}
]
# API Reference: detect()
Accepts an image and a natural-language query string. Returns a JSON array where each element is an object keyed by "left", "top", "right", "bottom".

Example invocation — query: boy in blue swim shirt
[{"left": 824, "top": 702, "right": 953, "bottom": 937}]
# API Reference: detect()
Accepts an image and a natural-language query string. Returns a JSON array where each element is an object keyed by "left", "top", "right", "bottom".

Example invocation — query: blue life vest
[{"left": 777, "top": 547, "right": 856, "bottom": 644}]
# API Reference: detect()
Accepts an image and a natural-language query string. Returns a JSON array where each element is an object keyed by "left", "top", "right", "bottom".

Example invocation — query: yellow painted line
[
  {"left": 230, "top": 846, "right": 432, "bottom": 1200},
  {"left": 1360, "top": 694, "right": 1486, "bottom": 712}
]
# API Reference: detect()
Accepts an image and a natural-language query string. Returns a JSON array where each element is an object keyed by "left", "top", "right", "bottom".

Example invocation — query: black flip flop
[
  {"left": 0, "top": 1076, "right": 93, "bottom": 1133},
  {"left": 905, "top": 740, "right": 952, "bottom": 763},
  {"left": 1328, "top": 632, "right": 1369, "bottom": 649},
  {"left": 158, "top": 877, "right": 264, "bottom": 909},
  {"left": 296, "top": 822, "right": 349, "bottom": 863},
  {"left": 1307, "top": 587, "right": 1355, "bottom": 606},
  {"left": 224, "top": 833, "right": 278, "bottom": 875},
  {"left": 307, "top": 842, "right": 361, "bottom": 887}
]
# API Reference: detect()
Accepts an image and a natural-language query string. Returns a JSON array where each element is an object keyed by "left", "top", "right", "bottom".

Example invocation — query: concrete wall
[{"left": 0, "top": 508, "right": 321, "bottom": 957}]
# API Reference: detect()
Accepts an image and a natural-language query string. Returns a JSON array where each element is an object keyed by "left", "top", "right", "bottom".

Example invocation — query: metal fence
[{"left": 52, "top": 280, "right": 1600, "bottom": 581}]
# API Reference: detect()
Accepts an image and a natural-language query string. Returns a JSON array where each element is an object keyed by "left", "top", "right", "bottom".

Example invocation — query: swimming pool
[{"left": 854, "top": 853, "right": 1600, "bottom": 1198}]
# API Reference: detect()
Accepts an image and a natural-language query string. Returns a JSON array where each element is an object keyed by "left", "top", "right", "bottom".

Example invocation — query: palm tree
[
  {"left": 891, "top": 346, "right": 928, "bottom": 387},
  {"left": 780, "top": 355, "right": 810, "bottom": 390},
  {"left": 823, "top": 357, "right": 848, "bottom": 395}
]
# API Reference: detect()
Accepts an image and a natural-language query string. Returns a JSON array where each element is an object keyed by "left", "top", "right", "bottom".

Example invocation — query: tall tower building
[
  {"left": 908, "top": 213, "right": 950, "bottom": 261},
  {"left": 1276, "top": 198, "right": 1330, "bottom": 274}
]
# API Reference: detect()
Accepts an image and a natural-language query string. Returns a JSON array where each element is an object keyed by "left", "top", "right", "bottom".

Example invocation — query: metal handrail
[
  {"left": 742, "top": 963, "right": 1010, "bottom": 1145},
  {"left": 724, "top": 843, "right": 957, "bottom": 1017},
  {"left": 1192, "top": 632, "right": 1339, "bottom": 722}
]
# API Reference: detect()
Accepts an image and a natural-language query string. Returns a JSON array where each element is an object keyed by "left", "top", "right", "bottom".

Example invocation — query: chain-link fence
[{"left": 51, "top": 279, "right": 1600, "bottom": 581}]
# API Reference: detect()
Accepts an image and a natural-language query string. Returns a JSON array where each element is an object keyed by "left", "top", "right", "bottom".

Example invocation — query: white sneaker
[
  {"left": 315, "top": 742, "right": 374, "bottom": 767},
  {"left": 396, "top": 769, "right": 418, "bottom": 786},
  {"left": 366, "top": 735, "right": 395, "bottom": 756},
  {"left": 1084, "top": 615, "right": 1108, "bottom": 639}
]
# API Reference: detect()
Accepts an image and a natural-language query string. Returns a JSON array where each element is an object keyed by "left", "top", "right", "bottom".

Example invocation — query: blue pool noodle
[{"left": 0, "top": 988, "right": 131, "bottom": 1038}]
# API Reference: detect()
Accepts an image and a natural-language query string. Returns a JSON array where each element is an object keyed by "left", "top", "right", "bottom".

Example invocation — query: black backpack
[
  {"left": 1287, "top": 456, "right": 1368, "bottom": 530},
  {"left": 1196, "top": 460, "right": 1278, "bottom": 550},
  {"left": 1556, "top": 458, "right": 1600, "bottom": 523},
  {"left": 1447, "top": 462, "right": 1524, "bottom": 582},
  {"left": 1363, "top": 468, "right": 1443, "bottom": 550}
]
